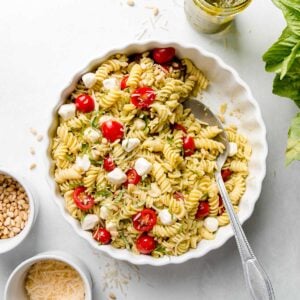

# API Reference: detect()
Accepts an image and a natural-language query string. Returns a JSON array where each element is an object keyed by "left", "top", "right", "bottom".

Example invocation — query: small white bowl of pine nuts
[{"left": 0, "top": 167, "right": 38, "bottom": 253}]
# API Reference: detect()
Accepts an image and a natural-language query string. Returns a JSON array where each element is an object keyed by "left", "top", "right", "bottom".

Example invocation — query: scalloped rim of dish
[{"left": 45, "top": 41, "right": 267, "bottom": 266}]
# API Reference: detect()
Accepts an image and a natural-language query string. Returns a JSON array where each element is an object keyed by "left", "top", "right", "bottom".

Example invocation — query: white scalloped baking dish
[{"left": 45, "top": 41, "right": 267, "bottom": 266}]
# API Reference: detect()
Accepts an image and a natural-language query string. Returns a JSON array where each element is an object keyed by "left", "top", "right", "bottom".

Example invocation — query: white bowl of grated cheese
[
  {"left": 4, "top": 250, "right": 92, "bottom": 300},
  {"left": 45, "top": 41, "right": 267, "bottom": 266}
]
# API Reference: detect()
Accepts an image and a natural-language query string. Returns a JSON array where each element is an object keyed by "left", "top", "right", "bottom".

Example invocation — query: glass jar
[{"left": 184, "top": 0, "right": 251, "bottom": 34}]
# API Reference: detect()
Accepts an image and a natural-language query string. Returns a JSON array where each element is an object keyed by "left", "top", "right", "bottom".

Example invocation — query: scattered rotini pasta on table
[{"left": 51, "top": 47, "right": 251, "bottom": 257}]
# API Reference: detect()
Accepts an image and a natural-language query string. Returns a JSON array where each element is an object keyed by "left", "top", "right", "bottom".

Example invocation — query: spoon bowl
[
  {"left": 183, "top": 99, "right": 228, "bottom": 170},
  {"left": 184, "top": 98, "right": 275, "bottom": 300}
]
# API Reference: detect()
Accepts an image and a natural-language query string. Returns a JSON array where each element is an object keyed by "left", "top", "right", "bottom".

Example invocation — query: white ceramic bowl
[
  {"left": 4, "top": 250, "right": 93, "bottom": 300},
  {"left": 46, "top": 41, "right": 267, "bottom": 266},
  {"left": 0, "top": 167, "right": 38, "bottom": 254}
]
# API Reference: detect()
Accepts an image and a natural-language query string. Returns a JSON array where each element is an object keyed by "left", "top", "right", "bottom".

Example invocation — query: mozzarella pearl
[
  {"left": 106, "top": 221, "right": 118, "bottom": 237},
  {"left": 103, "top": 78, "right": 119, "bottom": 90},
  {"left": 100, "top": 206, "right": 110, "bottom": 220},
  {"left": 228, "top": 142, "right": 238, "bottom": 157},
  {"left": 107, "top": 167, "right": 127, "bottom": 185},
  {"left": 58, "top": 103, "right": 76, "bottom": 120},
  {"left": 84, "top": 127, "right": 101, "bottom": 143},
  {"left": 81, "top": 214, "right": 99, "bottom": 230},
  {"left": 75, "top": 155, "right": 91, "bottom": 171},
  {"left": 122, "top": 138, "right": 140, "bottom": 152},
  {"left": 134, "top": 118, "right": 146, "bottom": 130},
  {"left": 99, "top": 115, "right": 113, "bottom": 125},
  {"left": 134, "top": 157, "right": 152, "bottom": 176},
  {"left": 159, "top": 209, "right": 173, "bottom": 225},
  {"left": 82, "top": 72, "right": 97, "bottom": 88}
]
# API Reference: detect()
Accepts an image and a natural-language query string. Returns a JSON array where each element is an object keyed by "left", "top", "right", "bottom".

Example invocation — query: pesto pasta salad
[{"left": 51, "top": 47, "right": 251, "bottom": 257}]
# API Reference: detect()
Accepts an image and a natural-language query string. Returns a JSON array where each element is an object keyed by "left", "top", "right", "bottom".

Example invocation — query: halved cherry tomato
[
  {"left": 174, "top": 123, "right": 187, "bottom": 133},
  {"left": 103, "top": 156, "right": 115, "bottom": 172},
  {"left": 133, "top": 208, "right": 157, "bottom": 232},
  {"left": 136, "top": 234, "right": 156, "bottom": 254},
  {"left": 125, "top": 169, "right": 141, "bottom": 186},
  {"left": 195, "top": 201, "right": 210, "bottom": 219},
  {"left": 173, "top": 191, "right": 184, "bottom": 201},
  {"left": 221, "top": 168, "right": 232, "bottom": 182},
  {"left": 120, "top": 75, "right": 129, "bottom": 90},
  {"left": 218, "top": 195, "right": 225, "bottom": 215},
  {"left": 131, "top": 87, "right": 156, "bottom": 109},
  {"left": 73, "top": 186, "right": 95, "bottom": 211},
  {"left": 101, "top": 120, "right": 124, "bottom": 142},
  {"left": 152, "top": 47, "right": 176, "bottom": 64},
  {"left": 183, "top": 136, "right": 196, "bottom": 156},
  {"left": 93, "top": 227, "right": 111, "bottom": 244},
  {"left": 75, "top": 94, "right": 95, "bottom": 113}
]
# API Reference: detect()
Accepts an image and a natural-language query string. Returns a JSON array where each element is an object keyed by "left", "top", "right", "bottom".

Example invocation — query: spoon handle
[{"left": 215, "top": 172, "right": 275, "bottom": 300}]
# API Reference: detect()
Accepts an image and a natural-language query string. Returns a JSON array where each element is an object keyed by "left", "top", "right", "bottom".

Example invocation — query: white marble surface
[{"left": 0, "top": 0, "right": 299, "bottom": 299}]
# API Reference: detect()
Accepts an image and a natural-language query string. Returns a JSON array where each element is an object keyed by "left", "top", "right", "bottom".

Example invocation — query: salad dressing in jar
[{"left": 184, "top": 0, "right": 252, "bottom": 34}]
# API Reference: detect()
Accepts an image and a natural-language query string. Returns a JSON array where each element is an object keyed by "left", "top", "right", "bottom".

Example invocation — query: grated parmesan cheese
[{"left": 24, "top": 260, "right": 85, "bottom": 300}]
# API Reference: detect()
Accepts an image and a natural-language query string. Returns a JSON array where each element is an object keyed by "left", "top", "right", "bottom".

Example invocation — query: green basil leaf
[
  {"left": 154, "top": 245, "right": 166, "bottom": 255},
  {"left": 90, "top": 159, "right": 103, "bottom": 166},
  {"left": 262, "top": 27, "right": 299, "bottom": 75},
  {"left": 272, "top": 65, "right": 300, "bottom": 108},
  {"left": 286, "top": 112, "right": 300, "bottom": 165},
  {"left": 114, "top": 190, "right": 124, "bottom": 203},
  {"left": 273, "top": 0, "right": 300, "bottom": 35},
  {"left": 281, "top": 40, "right": 300, "bottom": 78},
  {"left": 65, "top": 154, "right": 75, "bottom": 162},
  {"left": 95, "top": 189, "right": 112, "bottom": 197},
  {"left": 81, "top": 143, "right": 89, "bottom": 153}
]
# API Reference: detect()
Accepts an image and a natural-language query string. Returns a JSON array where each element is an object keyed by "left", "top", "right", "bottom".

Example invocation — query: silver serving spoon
[{"left": 184, "top": 99, "right": 275, "bottom": 300}]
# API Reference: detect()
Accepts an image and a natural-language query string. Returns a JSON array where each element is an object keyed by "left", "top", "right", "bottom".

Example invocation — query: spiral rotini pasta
[
  {"left": 56, "top": 124, "right": 81, "bottom": 153},
  {"left": 162, "top": 233, "right": 192, "bottom": 256},
  {"left": 200, "top": 126, "right": 223, "bottom": 139},
  {"left": 52, "top": 48, "right": 251, "bottom": 257},
  {"left": 55, "top": 166, "right": 82, "bottom": 184},
  {"left": 127, "top": 64, "right": 143, "bottom": 88},
  {"left": 185, "top": 189, "right": 203, "bottom": 216},
  {"left": 182, "top": 58, "right": 209, "bottom": 91},
  {"left": 160, "top": 194, "right": 186, "bottom": 219},
  {"left": 98, "top": 90, "right": 123, "bottom": 109},
  {"left": 156, "top": 78, "right": 183, "bottom": 102},
  {"left": 119, "top": 202, "right": 142, "bottom": 220},
  {"left": 95, "top": 59, "right": 128, "bottom": 84},
  {"left": 162, "top": 143, "right": 183, "bottom": 169},
  {"left": 66, "top": 114, "right": 90, "bottom": 130},
  {"left": 194, "top": 137, "right": 225, "bottom": 152},
  {"left": 64, "top": 190, "right": 85, "bottom": 220},
  {"left": 83, "top": 165, "right": 100, "bottom": 193},
  {"left": 152, "top": 223, "right": 182, "bottom": 238},
  {"left": 152, "top": 162, "right": 172, "bottom": 193},
  {"left": 52, "top": 142, "right": 68, "bottom": 161}
]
